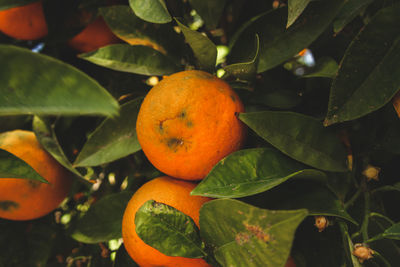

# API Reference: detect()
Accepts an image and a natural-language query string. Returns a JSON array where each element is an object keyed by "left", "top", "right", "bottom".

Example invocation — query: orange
[
  {"left": 0, "top": 130, "right": 72, "bottom": 220},
  {"left": 0, "top": 1, "right": 48, "bottom": 40},
  {"left": 136, "top": 70, "right": 246, "bottom": 180},
  {"left": 68, "top": 16, "right": 120, "bottom": 53},
  {"left": 393, "top": 90, "right": 400, "bottom": 118},
  {"left": 122, "top": 176, "right": 212, "bottom": 267},
  {"left": 285, "top": 256, "right": 296, "bottom": 267}
]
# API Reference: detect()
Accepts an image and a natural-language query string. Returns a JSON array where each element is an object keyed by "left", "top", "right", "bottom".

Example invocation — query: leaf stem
[
  {"left": 344, "top": 187, "right": 363, "bottom": 209},
  {"left": 372, "top": 250, "right": 391, "bottom": 267},
  {"left": 360, "top": 190, "right": 371, "bottom": 241},
  {"left": 369, "top": 212, "right": 395, "bottom": 225}
]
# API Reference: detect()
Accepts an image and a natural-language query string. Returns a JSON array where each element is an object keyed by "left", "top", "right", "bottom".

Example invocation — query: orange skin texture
[
  {"left": 285, "top": 256, "right": 296, "bottom": 267},
  {"left": 0, "top": 1, "right": 48, "bottom": 40},
  {"left": 122, "top": 176, "right": 212, "bottom": 267},
  {"left": 68, "top": 17, "right": 120, "bottom": 53},
  {"left": 0, "top": 130, "right": 72, "bottom": 221},
  {"left": 136, "top": 70, "right": 246, "bottom": 180},
  {"left": 393, "top": 90, "right": 400, "bottom": 118}
]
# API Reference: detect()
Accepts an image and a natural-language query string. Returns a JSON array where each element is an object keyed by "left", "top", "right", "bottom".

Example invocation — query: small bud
[
  {"left": 352, "top": 243, "right": 374, "bottom": 263},
  {"left": 314, "top": 216, "right": 329, "bottom": 232},
  {"left": 362, "top": 165, "right": 380, "bottom": 181}
]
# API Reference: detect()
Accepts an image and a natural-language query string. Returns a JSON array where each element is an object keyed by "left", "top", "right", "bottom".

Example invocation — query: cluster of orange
[{"left": 0, "top": 1, "right": 119, "bottom": 52}]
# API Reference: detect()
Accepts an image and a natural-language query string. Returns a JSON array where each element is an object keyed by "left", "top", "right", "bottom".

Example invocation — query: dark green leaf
[
  {"left": 287, "top": 0, "right": 311, "bottom": 28},
  {"left": 188, "top": 0, "right": 227, "bottom": 29},
  {"left": 100, "top": 5, "right": 182, "bottom": 57},
  {"left": 303, "top": 57, "right": 338, "bottom": 78},
  {"left": 245, "top": 180, "right": 357, "bottom": 224},
  {"left": 0, "top": 148, "right": 47, "bottom": 183},
  {"left": 135, "top": 200, "right": 205, "bottom": 258},
  {"left": 114, "top": 245, "right": 139, "bottom": 267},
  {"left": 192, "top": 147, "right": 326, "bottom": 198},
  {"left": 367, "top": 222, "right": 400, "bottom": 242},
  {"left": 0, "top": 0, "right": 36, "bottom": 10},
  {"left": 239, "top": 111, "right": 348, "bottom": 172},
  {"left": 79, "top": 44, "right": 181, "bottom": 76},
  {"left": 32, "top": 116, "right": 87, "bottom": 183},
  {"left": 200, "top": 199, "right": 308, "bottom": 267},
  {"left": 373, "top": 183, "right": 400, "bottom": 194},
  {"left": 229, "top": 0, "right": 344, "bottom": 73},
  {"left": 129, "top": 0, "right": 171, "bottom": 24},
  {"left": 175, "top": 19, "right": 217, "bottom": 72},
  {"left": 0, "top": 45, "right": 119, "bottom": 117},
  {"left": 70, "top": 191, "right": 134, "bottom": 243},
  {"left": 333, "top": 0, "right": 374, "bottom": 33},
  {"left": 223, "top": 34, "right": 260, "bottom": 81},
  {"left": 338, "top": 220, "right": 363, "bottom": 267},
  {"left": 74, "top": 98, "right": 142, "bottom": 167},
  {"left": 325, "top": 4, "right": 400, "bottom": 126}
]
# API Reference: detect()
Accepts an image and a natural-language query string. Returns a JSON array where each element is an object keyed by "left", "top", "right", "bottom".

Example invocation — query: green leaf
[
  {"left": 0, "top": 148, "right": 48, "bottom": 183},
  {"left": 325, "top": 4, "right": 400, "bottom": 126},
  {"left": 114, "top": 245, "right": 139, "bottom": 267},
  {"left": 135, "top": 200, "right": 205, "bottom": 258},
  {"left": 229, "top": 0, "right": 344, "bottom": 73},
  {"left": 74, "top": 98, "right": 142, "bottom": 167},
  {"left": 333, "top": 0, "right": 374, "bottom": 33},
  {"left": 338, "top": 220, "right": 363, "bottom": 267},
  {"left": 303, "top": 57, "right": 339, "bottom": 78},
  {"left": 200, "top": 199, "right": 308, "bottom": 267},
  {"left": 0, "top": 0, "right": 36, "bottom": 11},
  {"left": 0, "top": 45, "right": 119, "bottom": 117},
  {"left": 239, "top": 111, "right": 348, "bottom": 172},
  {"left": 223, "top": 34, "right": 260, "bottom": 81},
  {"left": 79, "top": 44, "right": 181, "bottom": 76},
  {"left": 70, "top": 191, "right": 134, "bottom": 244},
  {"left": 192, "top": 148, "right": 326, "bottom": 198},
  {"left": 373, "top": 183, "right": 400, "bottom": 194},
  {"left": 367, "top": 222, "right": 400, "bottom": 242},
  {"left": 287, "top": 0, "right": 311, "bottom": 28},
  {"left": 100, "top": 5, "right": 182, "bottom": 57},
  {"left": 245, "top": 180, "right": 357, "bottom": 224},
  {"left": 188, "top": 0, "right": 227, "bottom": 29},
  {"left": 129, "top": 0, "right": 171, "bottom": 24},
  {"left": 32, "top": 116, "right": 87, "bottom": 183},
  {"left": 175, "top": 19, "right": 217, "bottom": 72}
]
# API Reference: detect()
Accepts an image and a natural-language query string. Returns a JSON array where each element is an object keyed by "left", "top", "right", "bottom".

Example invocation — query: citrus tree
[{"left": 0, "top": 0, "right": 400, "bottom": 266}]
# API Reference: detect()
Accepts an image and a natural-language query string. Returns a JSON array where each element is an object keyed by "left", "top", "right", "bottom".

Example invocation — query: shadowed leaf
[{"left": 287, "top": 0, "right": 311, "bottom": 28}]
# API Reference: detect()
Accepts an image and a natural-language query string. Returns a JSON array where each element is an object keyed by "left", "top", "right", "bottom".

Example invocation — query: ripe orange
[
  {"left": 0, "top": 130, "right": 72, "bottom": 221},
  {"left": 136, "top": 70, "right": 246, "bottom": 180},
  {"left": 122, "top": 176, "right": 212, "bottom": 267},
  {"left": 0, "top": 1, "right": 48, "bottom": 40},
  {"left": 68, "top": 16, "right": 120, "bottom": 53},
  {"left": 393, "top": 90, "right": 400, "bottom": 118}
]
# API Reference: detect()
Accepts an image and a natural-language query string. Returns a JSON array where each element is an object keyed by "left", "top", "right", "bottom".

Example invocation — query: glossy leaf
[
  {"left": 70, "top": 191, "right": 133, "bottom": 243},
  {"left": 0, "top": 45, "right": 119, "bottom": 116},
  {"left": 333, "top": 0, "right": 374, "bottom": 33},
  {"left": 224, "top": 34, "right": 259, "bottom": 81},
  {"left": 287, "top": 0, "right": 311, "bottom": 28},
  {"left": 129, "top": 0, "right": 171, "bottom": 24},
  {"left": 114, "top": 245, "right": 139, "bottom": 267},
  {"left": 367, "top": 222, "right": 400, "bottom": 242},
  {"left": 239, "top": 111, "right": 348, "bottom": 172},
  {"left": 188, "top": 0, "right": 227, "bottom": 29},
  {"left": 175, "top": 19, "right": 217, "bottom": 72},
  {"left": 74, "top": 98, "right": 142, "bottom": 167},
  {"left": 0, "top": 0, "right": 36, "bottom": 10},
  {"left": 229, "top": 0, "right": 344, "bottom": 73},
  {"left": 325, "top": 4, "right": 400, "bottom": 126},
  {"left": 303, "top": 57, "right": 338, "bottom": 78},
  {"left": 200, "top": 199, "right": 308, "bottom": 267},
  {"left": 100, "top": 5, "right": 182, "bottom": 56},
  {"left": 0, "top": 148, "right": 47, "bottom": 183},
  {"left": 32, "top": 116, "right": 86, "bottom": 182},
  {"left": 79, "top": 44, "right": 181, "bottom": 76},
  {"left": 135, "top": 200, "right": 205, "bottom": 258},
  {"left": 192, "top": 148, "right": 325, "bottom": 198}
]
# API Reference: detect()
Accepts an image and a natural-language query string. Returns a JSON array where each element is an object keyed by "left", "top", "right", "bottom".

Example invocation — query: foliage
[{"left": 0, "top": 0, "right": 400, "bottom": 266}]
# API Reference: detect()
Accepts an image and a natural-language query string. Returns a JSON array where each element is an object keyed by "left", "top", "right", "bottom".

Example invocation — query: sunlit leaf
[
  {"left": 192, "top": 148, "right": 325, "bottom": 198},
  {"left": 129, "top": 0, "right": 171, "bottom": 24},
  {"left": 175, "top": 19, "right": 217, "bottom": 72},
  {"left": 70, "top": 191, "right": 133, "bottom": 243},
  {"left": 135, "top": 200, "right": 205, "bottom": 258},
  {"left": 200, "top": 199, "right": 308, "bottom": 267},
  {"left": 79, "top": 44, "right": 181, "bottom": 76},
  {"left": 325, "top": 4, "right": 400, "bottom": 126},
  {"left": 287, "top": 0, "right": 311, "bottom": 28},
  {"left": 0, "top": 148, "right": 47, "bottom": 183},
  {"left": 0, "top": 45, "right": 119, "bottom": 117},
  {"left": 74, "top": 98, "right": 142, "bottom": 167},
  {"left": 240, "top": 111, "right": 348, "bottom": 172}
]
